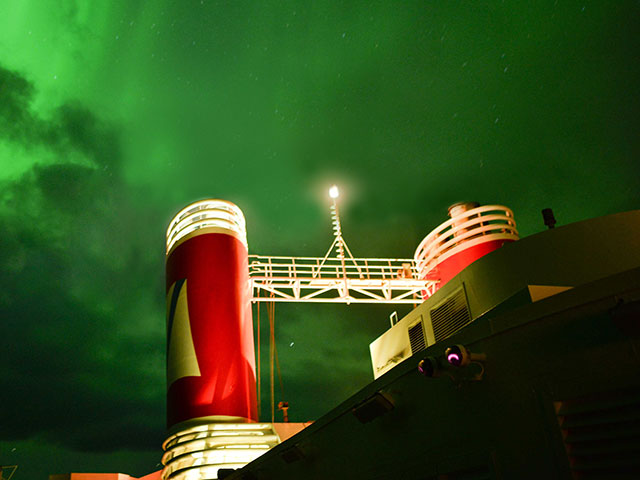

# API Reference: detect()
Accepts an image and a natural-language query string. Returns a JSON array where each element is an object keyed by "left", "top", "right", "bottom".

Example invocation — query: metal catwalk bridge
[
  {"left": 249, "top": 186, "right": 436, "bottom": 304},
  {"left": 249, "top": 254, "right": 435, "bottom": 304}
]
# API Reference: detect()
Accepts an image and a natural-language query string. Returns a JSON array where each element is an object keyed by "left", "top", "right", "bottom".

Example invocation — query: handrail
[
  {"left": 166, "top": 199, "right": 247, "bottom": 254},
  {"left": 248, "top": 254, "right": 432, "bottom": 303},
  {"left": 249, "top": 255, "right": 419, "bottom": 280},
  {"left": 413, "top": 205, "right": 518, "bottom": 279}
]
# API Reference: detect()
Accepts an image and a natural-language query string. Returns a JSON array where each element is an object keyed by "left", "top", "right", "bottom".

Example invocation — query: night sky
[{"left": 1, "top": 1, "right": 638, "bottom": 478}]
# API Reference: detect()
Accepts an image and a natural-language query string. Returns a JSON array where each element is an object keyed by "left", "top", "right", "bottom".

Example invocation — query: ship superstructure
[
  {"left": 51, "top": 193, "right": 640, "bottom": 480},
  {"left": 225, "top": 209, "right": 640, "bottom": 480},
  {"left": 159, "top": 193, "right": 523, "bottom": 479}
]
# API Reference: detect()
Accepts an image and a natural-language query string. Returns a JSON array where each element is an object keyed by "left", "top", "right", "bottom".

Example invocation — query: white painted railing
[
  {"left": 166, "top": 200, "right": 247, "bottom": 254},
  {"left": 249, "top": 255, "right": 436, "bottom": 303},
  {"left": 162, "top": 423, "right": 278, "bottom": 480},
  {"left": 413, "top": 205, "right": 518, "bottom": 280}
]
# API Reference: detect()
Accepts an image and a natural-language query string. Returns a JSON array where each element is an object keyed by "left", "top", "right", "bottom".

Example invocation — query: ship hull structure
[{"left": 229, "top": 210, "right": 640, "bottom": 479}]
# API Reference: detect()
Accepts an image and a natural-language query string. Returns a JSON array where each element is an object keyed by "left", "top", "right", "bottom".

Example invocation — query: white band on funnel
[{"left": 166, "top": 199, "right": 247, "bottom": 255}]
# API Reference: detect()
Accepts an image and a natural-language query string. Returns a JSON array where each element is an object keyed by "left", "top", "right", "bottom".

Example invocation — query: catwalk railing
[{"left": 249, "top": 255, "right": 437, "bottom": 304}]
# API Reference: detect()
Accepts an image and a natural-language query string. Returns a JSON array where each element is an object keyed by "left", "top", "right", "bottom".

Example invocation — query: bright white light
[{"left": 329, "top": 185, "right": 339, "bottom": 199}]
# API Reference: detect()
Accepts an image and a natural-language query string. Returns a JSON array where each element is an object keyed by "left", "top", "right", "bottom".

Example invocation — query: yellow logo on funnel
[{"left": 166, "top": 279, "right": 201, "bottom": 387}]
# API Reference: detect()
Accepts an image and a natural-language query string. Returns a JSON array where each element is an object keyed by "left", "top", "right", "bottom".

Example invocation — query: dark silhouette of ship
[{"left": 225, "top": 208, "right": 640, "bottom": 480}]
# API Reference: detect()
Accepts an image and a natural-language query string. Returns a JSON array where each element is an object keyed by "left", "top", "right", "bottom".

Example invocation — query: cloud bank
[{"left": 0, "top": 65, "right": 165, "bottom": 453}]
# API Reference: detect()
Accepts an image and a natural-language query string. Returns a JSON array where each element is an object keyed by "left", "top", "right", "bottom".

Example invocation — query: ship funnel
[
  {"left": 414, "top": 203, "right": 519, "bottom": 298},
  {"left": 165, "top": 199, "right": 256, "bottom": 427},
  {"left": 162, "top": 199, "right": 272, "bottom": 480}
]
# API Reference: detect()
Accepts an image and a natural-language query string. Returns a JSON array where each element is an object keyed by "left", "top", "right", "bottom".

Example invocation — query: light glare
[{"left": 329, "top": 185, "right": 339, "bottom": 199}]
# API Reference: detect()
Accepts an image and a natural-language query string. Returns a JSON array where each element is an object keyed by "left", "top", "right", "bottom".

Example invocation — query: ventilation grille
[
  {"left": 555, "top": 386, "right": 640, "bottom": 478},
  {"left": 430, "top": 287, "right": 471, "bottom": 342},
  {"left": 408, "top": 319, "right": 426, "bottom": 354}
]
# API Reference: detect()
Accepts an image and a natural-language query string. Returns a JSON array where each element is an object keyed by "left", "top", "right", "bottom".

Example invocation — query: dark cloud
[
  {"left": 50, "top": 103, "right": 123, "bottom": 172},
  {"left": 0, "top": 66, "right": 38, "bottom": 143},
  {"left": 0, "top": 65, "right": 121, "bottom": 174},
  {"left": 0, "top": 65, "right": 165, "bottom": 456}
]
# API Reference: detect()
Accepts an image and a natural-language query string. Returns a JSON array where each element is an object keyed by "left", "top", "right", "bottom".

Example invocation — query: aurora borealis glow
[{"left": 0, "top": 1, "right": 638, "bottom": 477}]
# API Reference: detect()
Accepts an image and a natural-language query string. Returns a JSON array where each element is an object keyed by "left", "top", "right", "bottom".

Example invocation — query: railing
[
  {"left": 413, "top": 205, "right": 518, "bottom": 280},
  {"left": 162, "top": 423, "right": 278, "bottom": 480},
  {"left": 166, "top": 199, "right": 247, "bottom": 254},
  {"left": 249, "top": 255, "right": 437, "bottom": 304}
]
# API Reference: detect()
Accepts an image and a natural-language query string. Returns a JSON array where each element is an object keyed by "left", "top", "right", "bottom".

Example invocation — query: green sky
[{"left": 0, "top": 1, "right": 638, "bottom": 477}]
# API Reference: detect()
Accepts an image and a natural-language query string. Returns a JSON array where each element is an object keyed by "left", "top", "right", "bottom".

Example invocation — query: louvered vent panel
[
  {"left": 430, "top": 287, "right": 471, "bottom": 342},
  {"left": 555, "top": 386, "right": 640, "bottom": 478},
  {"left": 408, "top": 319, "right": 426, "bottom": 354}
]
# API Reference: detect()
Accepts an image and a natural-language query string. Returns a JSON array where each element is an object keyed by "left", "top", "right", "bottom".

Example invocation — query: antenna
[
  {"left": 329, "top": 186, "right": 345, "bottom": 261},
  {"left": 317, "top": 186, "right": 363, "bottom": 281}
]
